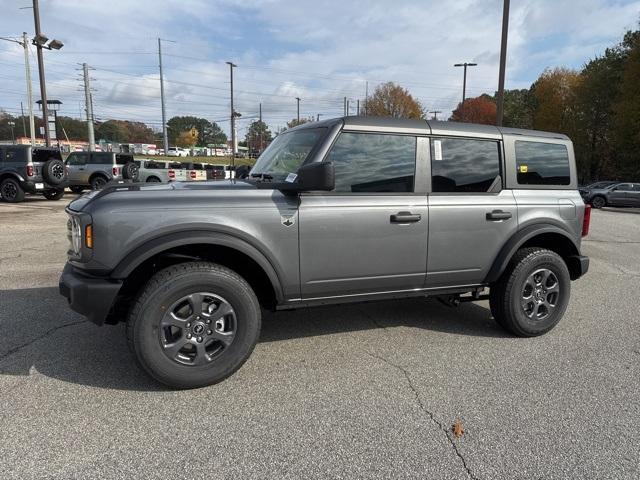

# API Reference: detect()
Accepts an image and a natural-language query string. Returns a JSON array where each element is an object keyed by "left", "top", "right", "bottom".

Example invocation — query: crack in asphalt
[
  {"left": 0, "top": 320, "right": 86, "bottom": 363},
  {"left": 365, "top": 351, "right": 479, "bottom": 480},
  {"left": 358, "top": 309, "right": 479, "bottom": 480}
]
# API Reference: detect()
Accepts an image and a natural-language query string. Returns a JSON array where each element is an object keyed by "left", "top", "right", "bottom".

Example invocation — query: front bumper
[{"left": 59, "top": 263, "right": 122, "bottom": 325}]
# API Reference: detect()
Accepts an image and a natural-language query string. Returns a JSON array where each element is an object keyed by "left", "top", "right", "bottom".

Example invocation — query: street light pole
[
  {"left": 22, "top": 32, "right": 35, "bottom": 145},
  {"left": 83, "top": 63, "right": 95, "bottom": 151},
  {"left": 8, "top": 121, "right": 16, "bottom": 144},
  {"left": 226, "top": 61, "right": 237, "bottom": 163},
  {"left": 158, "top": 38, "right": 169, "bottom": 155},
  {"left": 454, "top": 62, "right": 477, "bottom": 121},
  {"left": 295, "top": 97, "right": 300, "bottom": 122},
  {"left": 496, "top": 0, "right": 510, "bottom": 126},
  {"left": 32, "top": 0, "right": 49, "bottom": 146}
]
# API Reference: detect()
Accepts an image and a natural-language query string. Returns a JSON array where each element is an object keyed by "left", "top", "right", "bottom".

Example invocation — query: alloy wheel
[
  {"left": 521, "top": 268, "right": 560, "bottom": 320},
  {"left": 159, "top": 292, "right": 236, "bottom": 366}
]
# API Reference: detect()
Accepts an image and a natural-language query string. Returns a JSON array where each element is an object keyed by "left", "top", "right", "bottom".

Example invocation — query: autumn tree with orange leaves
[{"left": 450, "top": 95, "right": 497, "bottom": 125}]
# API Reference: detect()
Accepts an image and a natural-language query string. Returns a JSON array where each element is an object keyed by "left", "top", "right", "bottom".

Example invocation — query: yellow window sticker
[{"left": 519, "top": 165, "right": 528, "bottom": 173}]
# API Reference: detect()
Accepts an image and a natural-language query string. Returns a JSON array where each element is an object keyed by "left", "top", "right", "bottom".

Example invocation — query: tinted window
[
  {"left": 614, "top": 183, "right": 633, "bottom": 192},
  {"left": 116, "top": 154, "right": 133, "bottom": 165},
  {"left": 67, "top": 152, "right": 88, "bottom": 166},
  {"left": 515, "top": 141, "right": 570, "bottom": 185},
  {"left": 430, "top": 138, "right": 500, "bottom": 193},
  {"left": 5, "top": 148, "right": 26, "bottom": 163},
  {"left": 32, "top": 149, "right": 61, "bottom": 162},
  {"left": 89, "top": 152, "right": 112, "bottom": 165},
  {"left": 632, "top": 184, "right": 640, "bottom": 192},
  {"left": 326, "top": 132, "right": 415, "bottom": 193}
]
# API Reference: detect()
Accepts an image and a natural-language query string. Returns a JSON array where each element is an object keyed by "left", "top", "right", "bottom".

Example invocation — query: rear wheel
[
  {"left": 69, "top": 186, "right": 84, "bottom": 194},
  {"left": 146, "top": 176, "right": 161, "bottom": 183},
  {"left": 127, "top": 262, "right": 261, "bottom": 389},
  {"left": 0, "top": 178, "right": 25, "bottom": 203},
  {"left": 43, "top": 189, "right": 64, "bottom": 201},
  {"left": 90, "top": 175, "right": 108, "bottom": 190},
  {"left": 591, "top": 196, "right": 606, "bottom": 209},
  {"left": 122, "top": 162, "right": 139, "bottom": 180},
  {"left": 490, "top": 247, "right": 570, "bottom": 337}
]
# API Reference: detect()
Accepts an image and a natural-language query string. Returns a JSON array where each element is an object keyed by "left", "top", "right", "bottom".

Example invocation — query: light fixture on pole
[{"left": 454, "top": 62, "right": 477, "bottom": 122}]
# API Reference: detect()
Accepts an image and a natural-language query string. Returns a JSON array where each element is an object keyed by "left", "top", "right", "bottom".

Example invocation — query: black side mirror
[{"left": 296, "top": 161, "right": 335, "bottom": 191}]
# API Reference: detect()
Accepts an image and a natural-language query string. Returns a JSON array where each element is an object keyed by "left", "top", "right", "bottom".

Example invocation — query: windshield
[{"left": 251, "top": 127, "right": 326, "bottom": 181}]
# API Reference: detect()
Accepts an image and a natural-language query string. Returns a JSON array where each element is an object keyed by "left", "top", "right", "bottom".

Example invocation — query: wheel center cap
[{"left": 192, "top": 323, "right": 205, "bottom": 335}]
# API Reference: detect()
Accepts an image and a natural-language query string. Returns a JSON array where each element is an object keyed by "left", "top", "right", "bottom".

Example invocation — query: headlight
[{"left": 68, "top": 215, "right": 82, "bottom": 255}]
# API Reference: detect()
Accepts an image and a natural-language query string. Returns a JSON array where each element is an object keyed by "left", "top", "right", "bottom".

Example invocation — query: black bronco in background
[{"left": 0, "top": 145, "right": 68, "bottom": 202}]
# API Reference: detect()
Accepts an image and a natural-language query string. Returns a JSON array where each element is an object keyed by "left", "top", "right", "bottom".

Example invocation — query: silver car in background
[{"left": 65, "top": 151, "right": 139, "bottom": 191}]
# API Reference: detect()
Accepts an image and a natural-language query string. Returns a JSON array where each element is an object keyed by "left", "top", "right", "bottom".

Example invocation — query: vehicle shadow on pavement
[
  {"left": 0, "top": 287, "right": 507, "bottom": 391},
  {"left": 601, "top": 207, "right": 640, "bottom": 215}
]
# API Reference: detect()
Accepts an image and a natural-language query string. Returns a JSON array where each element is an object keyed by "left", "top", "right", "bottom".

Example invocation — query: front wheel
[
  {"left": 490, "top": 247, "right": 570, "bottom": 337},
  {"left": 127, "top": 262, "right": 261, "bottom": 389},
  {"left": 90, "top": 176, "right": 108, "bottom": 190}
]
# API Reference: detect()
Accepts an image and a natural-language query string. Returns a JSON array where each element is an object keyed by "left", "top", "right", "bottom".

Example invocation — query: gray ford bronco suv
[{"left": 59, "top": 116, "right": 590, "bottom": 389}]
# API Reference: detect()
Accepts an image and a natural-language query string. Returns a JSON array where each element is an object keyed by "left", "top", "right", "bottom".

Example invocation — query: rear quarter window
[{"left": 515, "top": 141, "right": 570, "bottom": 186}]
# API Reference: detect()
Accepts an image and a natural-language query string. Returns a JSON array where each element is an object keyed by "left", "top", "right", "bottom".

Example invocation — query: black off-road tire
[
  {"left": 490, "top": 247, "right": 570, "bottom": 337},
  {"left": 43, "top": 189, "right": 65, "bottom": 201},
  {"left": 69, "top": 186, "right": 84, "bottom": 194},
  {"left": 146, "top": 176, "right": 161, "bottom": 183},
  {"left": 122, "top": 162, "right": 139, "bottom": 181},
  {"left": 590, "top": 196, "right": 606, "bottom": 209},
  {"left": 126, "top": 262, "right": 261, "bottom": 389},
  {"left": 42, "top": 159, "right": 66, "bottom": 185},
  {"left": 0, "top": 178, "right": 25, "bottom": 203},
  {"left": 90, "top": 175, "right": 108, "bottom": 190}
]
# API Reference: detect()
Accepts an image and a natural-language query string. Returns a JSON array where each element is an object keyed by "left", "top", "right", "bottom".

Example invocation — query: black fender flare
[
  {"left": 111, "top": 230, "right": 284, "bottom": 302},
  {"left": 0, "top": 171, "right": 26, "bottom": 183},
  {"left": 484, "top": 223, "right": 580, "bottom": 283}
]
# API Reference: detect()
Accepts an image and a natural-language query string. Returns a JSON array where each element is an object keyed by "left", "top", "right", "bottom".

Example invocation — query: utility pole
[
  {"left": 22, "top": 33, "right": 35, "bottom": 145},
  {"left": 20, "top": 102, "right": 27, "bottom": 137},
  {"left": 454, "top": 62, "right": 477, "bottom": 121},
  {"left": 496, "top": 0, "right": 510, "bottom": 126},
  {"left": 158, "top": 38, "right": 170, "bottom": 155},
  {"left": 346, "top": 99, "right": 350, "bottom": 116},
  {"left": 295, "top": 97, "right": 300, "bottom": 122},
  {"left": 365, "top": 81, "right": 368, "bottom": 115},
  {"left": 317, "top": 113, "right": 322, "bottom": 122},
  {"left": 429, "top": 110, "right": 442, "bottom": 120},
  {"left": 8, "top": 121, "right": 15, "bottom": 144},
  {"left": 343, "top": 97, "right": 346, "bottom": 116},
  {"left": 226, "top": 61, "right": 237, "bottom": 164},
  {"left": 82, "top": 63, "right": 95, "bottom": 151},
  {"left": 32, "top": 0, "right": 48, "bottom": 146},
  {"left": 259, "top": 102, "right": 262, "bottom": 122},
  {"left": 357, "top": 99, "right": 360, "bottom": 115}
]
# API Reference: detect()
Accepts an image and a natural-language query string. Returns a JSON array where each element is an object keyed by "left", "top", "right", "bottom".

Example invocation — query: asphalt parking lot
[{"left": 0, "top": 195, "right": 638, "bottom": 480}]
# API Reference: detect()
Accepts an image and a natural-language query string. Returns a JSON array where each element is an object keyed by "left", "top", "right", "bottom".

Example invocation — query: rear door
[
  {"left": 426, "top": 136, "right": 517, "bottom": 287},
  {"left": 631, "top": 184, "right": 640, "bottom": 206},
  {"left": 299, "top": 131, "right": 429, "bottom": 299}
]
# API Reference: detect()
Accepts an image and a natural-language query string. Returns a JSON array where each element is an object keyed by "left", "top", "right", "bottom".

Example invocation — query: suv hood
[{"left": 67, "top": 180, "right": 257, "bottom": 212}]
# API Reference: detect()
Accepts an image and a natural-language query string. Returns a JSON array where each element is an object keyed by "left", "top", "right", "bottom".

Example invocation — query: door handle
[
  {"left": 486, "top": 210, "right": 512, "bottom": 221},
  {"left": 390, "top": 211, "right": 421, "bottom": 223}
]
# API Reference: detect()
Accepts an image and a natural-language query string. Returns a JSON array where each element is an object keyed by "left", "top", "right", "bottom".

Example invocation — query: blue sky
[{"left": 0, "top": 0, "right": 638, "bottom": 138}]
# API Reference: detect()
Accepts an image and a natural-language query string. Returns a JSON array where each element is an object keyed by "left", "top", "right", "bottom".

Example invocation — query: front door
[
  {"left": 608, "top": 183, "right": 634, "bottom": 207},
  {"left": 298, "top": 131, "right": 428, "bottom": 299},
  {"left": 426, "top": 136, "right": 518, "bottom": 287},
  {"left": 66, "top": 152, "right": 88, "bottom": 184}
]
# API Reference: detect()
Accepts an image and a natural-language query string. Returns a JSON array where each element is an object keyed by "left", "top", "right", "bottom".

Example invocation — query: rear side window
[
  {"left": 32, "top": 149, "right": 62, "bottom": 162},
  {"left": 326, "top": 132, "right": 416, "bottom": 193},
  {"left": 515, "top": 141, "right": 570, "bottom": 185},
  {"left": 89, "top": 152, "right": 112, "bottom": 165},
  {"left": 4, "top": 148, "right": 27, "bottom": 163},
  {"left": 67, "top": 152, "right": 88, "bottom": 166},
  {"left": 116, "top": 154, "right": 133, "bottom": 165},
  {"left": 430, "top": 138, "right": 501, "bottom": 193}
]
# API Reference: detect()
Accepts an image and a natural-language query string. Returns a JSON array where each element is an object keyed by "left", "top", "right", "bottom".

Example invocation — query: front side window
[
  {"left": 614, "top": 183, "right": 633, "bottom": 192},
  {"left": 515, "top": 141, "right": 570, "bottom": 185},
  {"left": 251, "top": 127, "right": 326, "bottom": 181},
  {"left": 430, "top": 138, "right": 501, "bottom": 193},
  {"left": 326, "top": 132, "right": 416, "bottom": 193}
]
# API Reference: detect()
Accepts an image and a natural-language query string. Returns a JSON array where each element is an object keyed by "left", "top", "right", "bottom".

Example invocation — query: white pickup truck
[{"left": 134, "top": 160, "right": 188, "bottom": 183}]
